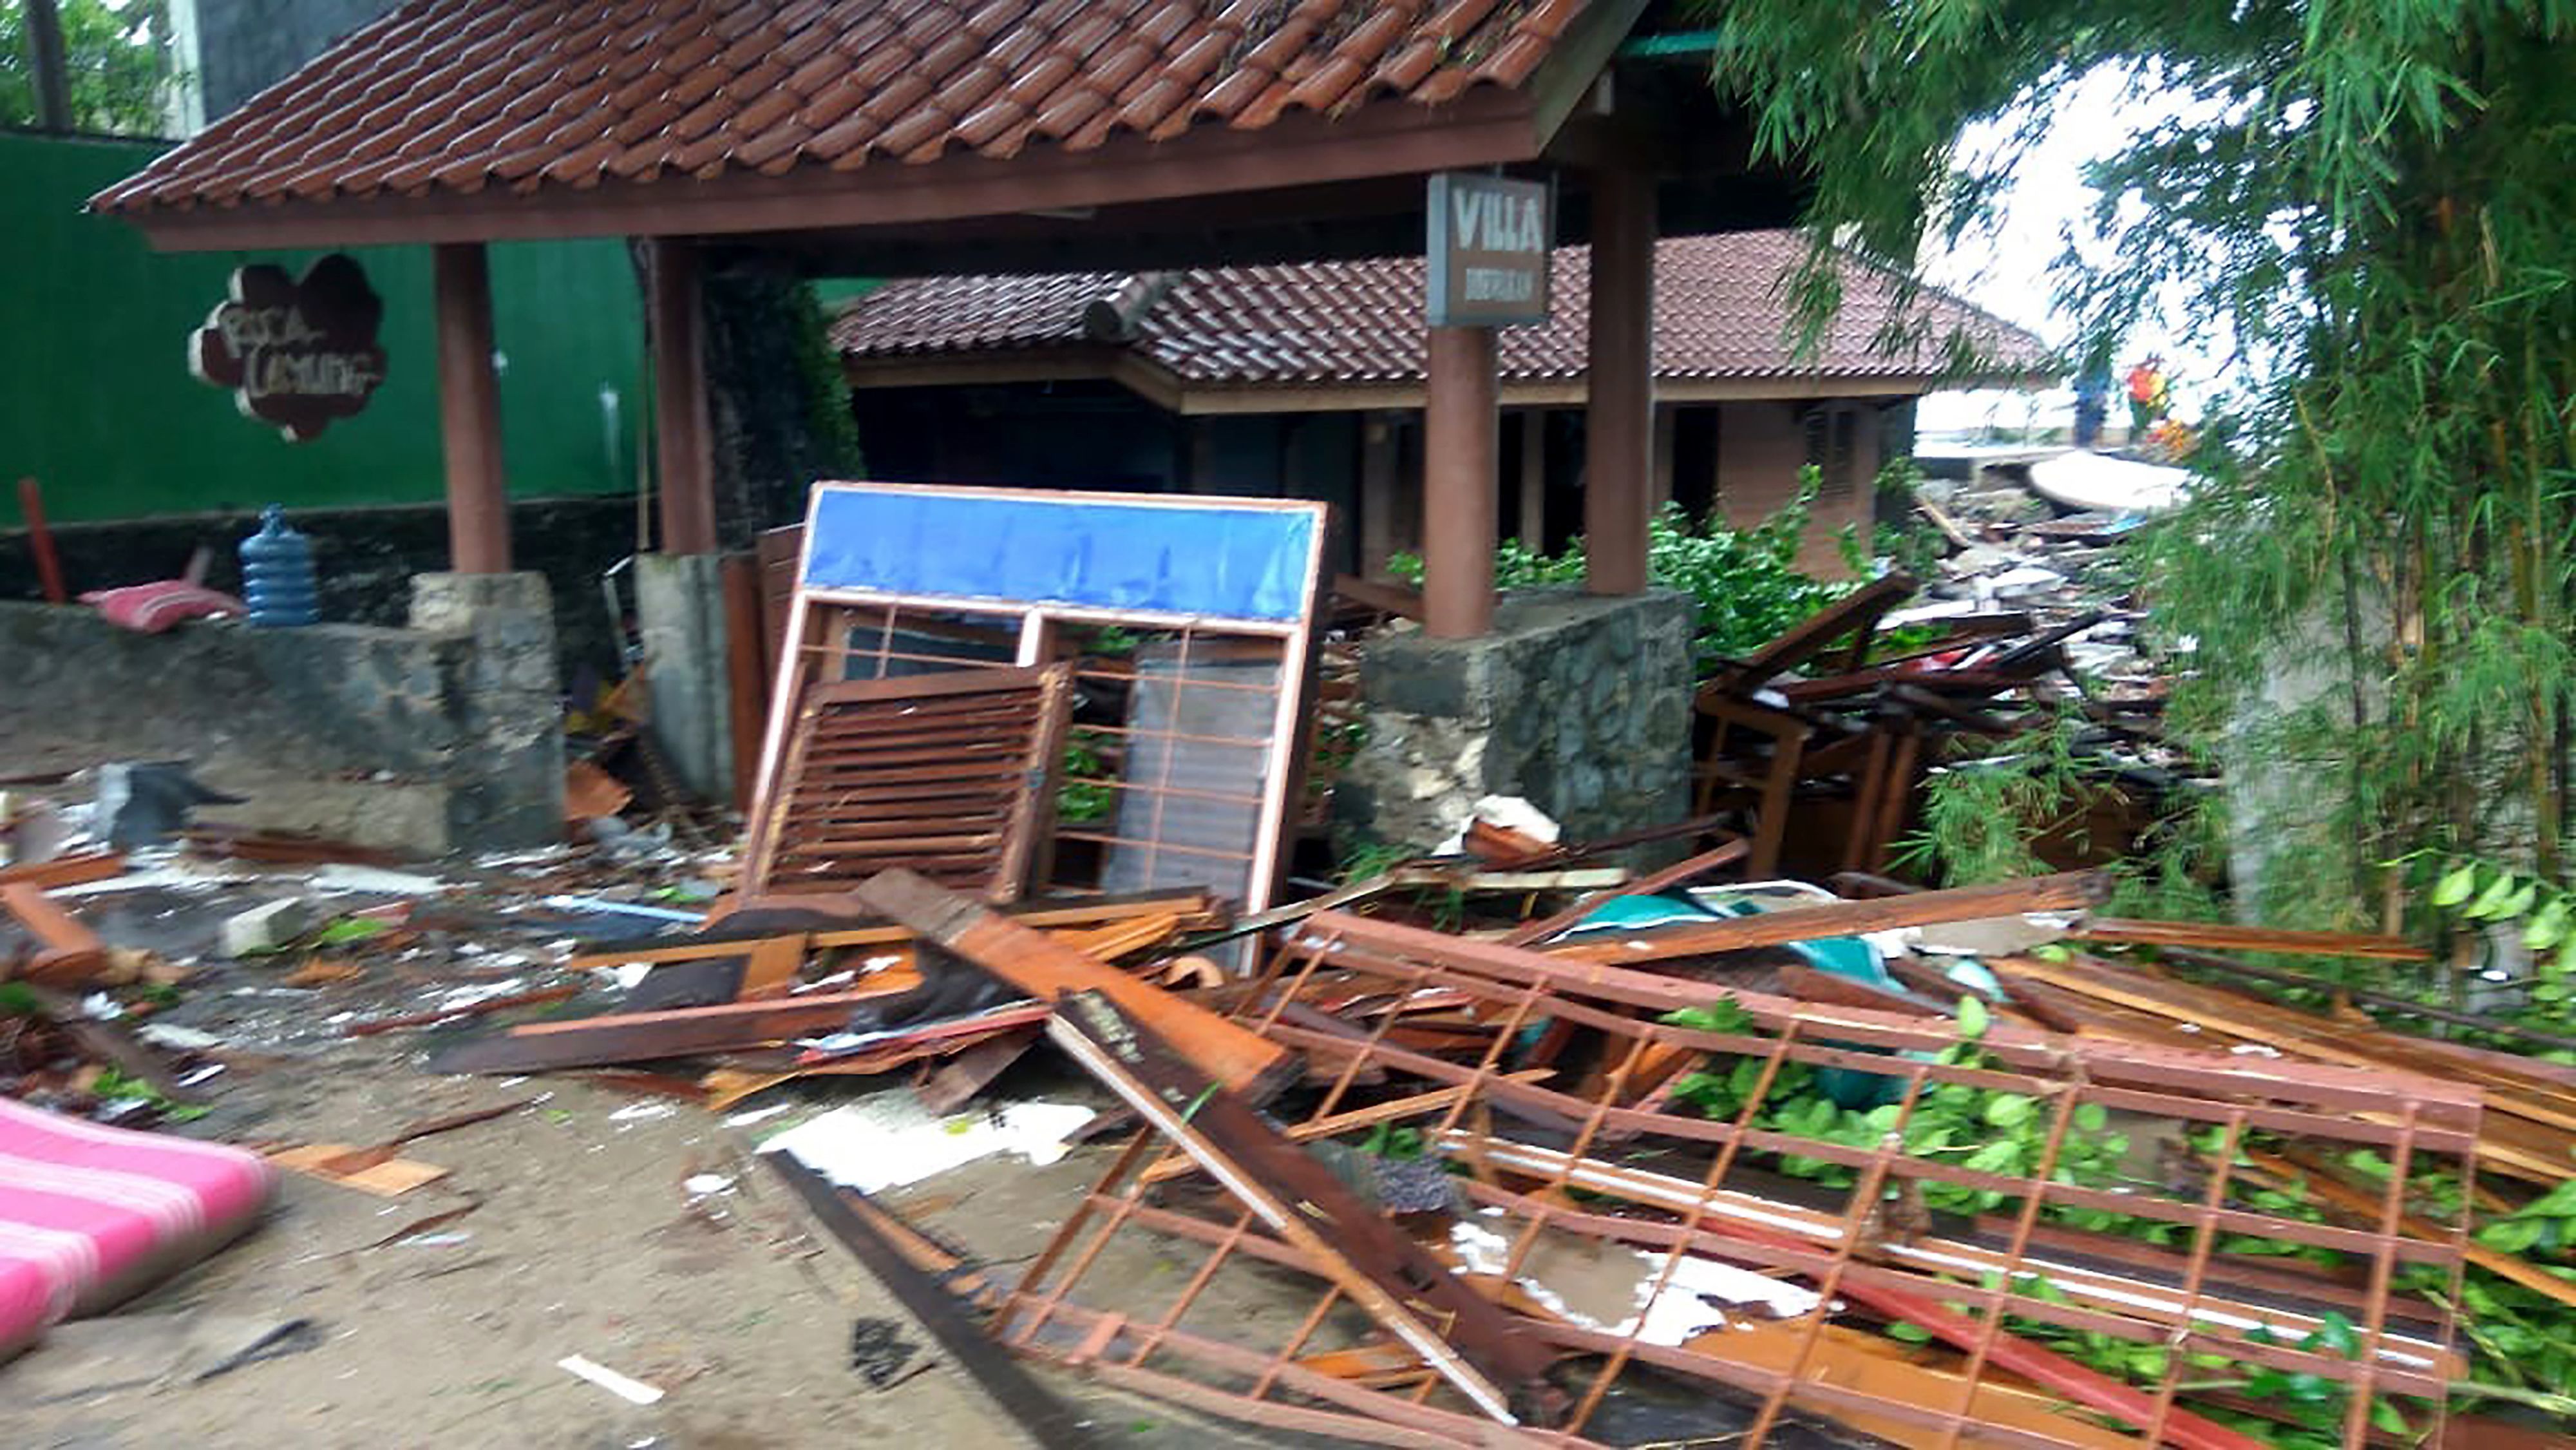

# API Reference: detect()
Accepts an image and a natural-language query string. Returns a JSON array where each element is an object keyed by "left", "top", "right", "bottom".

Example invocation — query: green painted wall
[{"left": 2, "top": 131, "right": 647, "bottom": 524}]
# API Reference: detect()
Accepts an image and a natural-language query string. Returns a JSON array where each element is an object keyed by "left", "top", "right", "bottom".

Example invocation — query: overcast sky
[{"left": 1914, "top": 68, "right": 2221, "bottom": 432}]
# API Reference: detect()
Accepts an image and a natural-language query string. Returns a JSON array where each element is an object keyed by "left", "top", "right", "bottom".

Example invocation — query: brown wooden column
[
  {"left": 1517, "top": 410, "right": 1547, "bottom": 548},
  {"left": 1584, "top": 166, "right": 1656, "bottom": 595},
  {"left": 1358, "top": 411, "right": 1401, "bottom": 576},
  {"left": 1651, "top": 402, "right": 1677, "bottom": 510},
  {"left": 647, "top": 238, "right": 718, "bottom": 555},
  {"left": 1423, "top": 326, "right": 1498, "bottom": 638},
  {"left": 434, "top": 242, "right": 509, "bottom": 574}
]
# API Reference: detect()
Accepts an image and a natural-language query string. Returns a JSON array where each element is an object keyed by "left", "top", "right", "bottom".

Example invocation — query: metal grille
[{"left": 996, "top": 911, "right": 2479, "bottom": 1449}]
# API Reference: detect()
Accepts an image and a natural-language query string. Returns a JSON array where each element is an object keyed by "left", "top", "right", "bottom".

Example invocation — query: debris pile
[{"left": 13, "top": 479, "right": 2575, "bottom": 1450}]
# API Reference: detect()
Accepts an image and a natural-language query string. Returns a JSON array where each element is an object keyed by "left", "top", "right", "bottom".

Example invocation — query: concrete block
[
  {"left": 222, "top": 898, "right": 313, "bottom": 958},
  {"left": 1338, "top": 587, "right": 1694, "bottom": 857},
  {"left": 632, "top": 553, "right": 735, "bottom": 806}
]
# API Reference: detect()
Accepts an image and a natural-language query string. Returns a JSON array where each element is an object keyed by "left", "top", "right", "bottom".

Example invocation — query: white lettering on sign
[
  {"left": 188, "top": 253, "right": 389, "bottom": 442},
  {"left": 1463, "top": 267, "right": 1536, "bottom": 302},
  {"left": 1450, "top": 187, "right": 1548, "bottom": 254}
]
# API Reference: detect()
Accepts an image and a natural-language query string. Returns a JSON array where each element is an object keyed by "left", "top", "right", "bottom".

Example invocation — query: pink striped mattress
[{"left": 0, "top": 1096, "right": 275, "bottom": 1362}]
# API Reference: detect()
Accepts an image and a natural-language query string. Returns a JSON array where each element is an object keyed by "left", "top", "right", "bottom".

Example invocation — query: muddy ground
[{"left": 0, "top": 866, "right": 1271, "bottom": 1450}]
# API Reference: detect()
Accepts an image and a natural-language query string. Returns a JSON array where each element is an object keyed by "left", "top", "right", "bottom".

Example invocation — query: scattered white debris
[
  {"left": 79, "top": 993, "right": 123, "bottom": 1020},
  {"left": 594, "top": 963, "right": 655, "bottom": 991},
  {"left": 1447, "top": 1222, "right": 1819, "bottom": 1347},
  {"left": 308, "top": 864, "right": 450, "bottom": 896},
  {"left": 723, "top": 1103, "right": 795, "bottom": 1129},
  {"left": 759, "top": 1091, "right": 1095, "bottom": 1193},
  {"left": 683, "top": 1174, "right": 736, "bottom": 1197},
  {"left": 135, "top": 1022, "right": 223, "bottom": 1053},
  {"left": 221, "top": 897, "right": 314, "bottom": 957},
  {"left": 431, "top": 977, "right": 529, "bottom": 1013},
  {"left": 558, "top": 1354, "right": 664, "bottom": 1406},
  {"left": 540, "top": 894, "right": 704, "bottom": 924},
  {"left": 609, "top": 1102, "right": 677, "bottom": 1124}
]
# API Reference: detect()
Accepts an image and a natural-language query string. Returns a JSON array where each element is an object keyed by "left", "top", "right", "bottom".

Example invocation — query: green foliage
[
  {"left": 2396, "top": 850, "right": 2576, "bottom": 1038},
  {"left": 0, "top": 0, "right": 175, "bottom": 136},
  {"left": 1057, "top": 730, "right": 1113, "bottom": 824},
  {"left": 1708, "top": 0, "right": 2576, "bottom": 933},
  {"left": 788, "top": 282, "right": 866, "bottom": 479},
  {"left": 1664, "top": 1004, "right": 2134, "bottom": 1215},
  {"left": 1390, "top": 472, "right": 1871, "bottom": 673},
  {"left": 91, "top": 1067, "right": 207, "bottom": 1122}
]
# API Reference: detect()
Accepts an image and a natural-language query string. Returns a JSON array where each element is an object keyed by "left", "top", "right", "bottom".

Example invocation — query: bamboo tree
[{"left": 1704, "top": 0, "right": 2576, "bottom": 928}]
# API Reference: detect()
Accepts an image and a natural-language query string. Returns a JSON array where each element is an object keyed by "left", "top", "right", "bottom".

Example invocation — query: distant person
[
  {"left": 2125, "top": 356, "right": 2170, "bottom": 440},
  {"left": 2072, "top": 364, "right": 2111, "bottom": 448}
]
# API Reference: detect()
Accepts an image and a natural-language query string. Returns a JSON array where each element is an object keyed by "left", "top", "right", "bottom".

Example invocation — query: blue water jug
[{"left": 239, "top": 504, "right": 319, "bottom": 627}]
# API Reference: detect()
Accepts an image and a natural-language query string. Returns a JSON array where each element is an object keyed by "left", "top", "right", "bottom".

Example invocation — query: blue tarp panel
[{"left": 802, "top": 485, "right": 1321, "bottom": 623}]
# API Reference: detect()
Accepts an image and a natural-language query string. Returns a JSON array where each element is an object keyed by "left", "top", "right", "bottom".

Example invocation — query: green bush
[{"left": 1389, "top": 467, "right": 1868, "bottom": 673}]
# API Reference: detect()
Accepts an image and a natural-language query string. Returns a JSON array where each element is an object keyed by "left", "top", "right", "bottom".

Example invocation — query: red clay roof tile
[
  {"left": 96, "top": 0, "right": 1630, "bottom": 218},
  {"left": 830, "top": 233, "right": 2056, "bottom": 392}
]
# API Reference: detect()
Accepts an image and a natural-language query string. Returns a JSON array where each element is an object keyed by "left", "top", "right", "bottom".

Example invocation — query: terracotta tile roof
[
  {"left": 831, "top": 231, "right": 2057, "bottom": 387},
  {"left": 95, "top": 0, "right": 1607, "bottom": 216}
]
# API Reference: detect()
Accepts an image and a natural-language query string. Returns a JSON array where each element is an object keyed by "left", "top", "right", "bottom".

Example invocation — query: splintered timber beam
[
  {"left": 423, "top": 987, "right": 913, "bottom": 1074},
  {"left": 1543, "top": 870, "right": 2108, "bottom": 964},
  {"left": 1043, "top": 987, "right": 1561, "bottom": 1428},
  {"left": 853, "top": 868, "right": 1294, "bottom": 1100},
  {"left": 2074, "top": 918, "right": 2430, "bottom": 962}
]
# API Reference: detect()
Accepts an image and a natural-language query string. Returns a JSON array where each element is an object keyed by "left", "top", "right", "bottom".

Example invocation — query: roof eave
[{"left": 105, "top": 88, "right": 1555, "bottom": 254}]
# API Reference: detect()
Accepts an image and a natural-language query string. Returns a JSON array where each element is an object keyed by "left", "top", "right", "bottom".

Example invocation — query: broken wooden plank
[
  {"left": 1498, "top": 837, "right": 1748, "bottom": 948},
  {"left": 1, "top": 880, "right": 107, "bottom": 983},
  {"left": 1544, "top": 871, "right": 2107, "bottom": 965},
  {"left": 585, "top": 888, "right": 1220, "bottom": 968},
  {"left": 424, "top": 985, "right": 916, "bottom": 1074},
  {"left": 0, "top": 850, "right": 124, "bottom": 891},
  {"left": 2076, "top": 917, "right": 2430, "bottom": 961},
  {"left": 343, "top": 984, "right": 583, "bottom": 1037},
  {"left": 853, "top": 868, "right": 1294, "bottom": 1100}
]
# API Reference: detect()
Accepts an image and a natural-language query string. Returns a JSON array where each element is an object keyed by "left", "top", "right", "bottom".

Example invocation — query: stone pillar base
[
  {"left": 1335, "top": 587, "right": 1694, "bottom": 857},
  {"left": 412, "top": 571, "right": 565, "bottom": 850},
  {"left": 632, "top": 553, "right": 735, "bottom": 806}
]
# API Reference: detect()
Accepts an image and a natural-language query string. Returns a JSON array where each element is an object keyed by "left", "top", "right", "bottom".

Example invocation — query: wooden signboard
[
  {"left": 189, "top": 253, "right": 386, "bottom": 441},
  {"left": 1425, "top": 172, "right": 1553, "bottom": 327}
]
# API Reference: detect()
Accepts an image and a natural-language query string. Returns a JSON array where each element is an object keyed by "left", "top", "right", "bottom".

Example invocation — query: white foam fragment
[
  {"left": 609, "top": 1102, "right": 676, "bottom": 1123},
  {"left": 308, "top": 864, "right": 450, "bottom": 895},
  {"left": 558, "top": 1354, "right": 663, "bottom": 1405},
  {"left": 431, "top": 977, "right": 528, "bottom": 1013},
  {"left": 759, "top": 1091, "right": 1095, "bottom": 1193}
]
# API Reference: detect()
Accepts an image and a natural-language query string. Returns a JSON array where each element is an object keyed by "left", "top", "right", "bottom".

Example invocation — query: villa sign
[
  {"left": 189, "top": 253, "right": 387, "bottom": 441},
  {"left": 1425, "top": 172, "right": 1552, "bottom": 328}
]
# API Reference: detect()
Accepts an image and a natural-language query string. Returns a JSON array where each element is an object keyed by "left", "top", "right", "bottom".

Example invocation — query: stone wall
[
  {"left": 0, "top": 496, "right": 639, "bottom": 683},
  {"left": 0, "top": 573, "right": 564, "bottom": 856},
  {"left": 1334, "top": 588, "right": 1695, "bottom": 854}
]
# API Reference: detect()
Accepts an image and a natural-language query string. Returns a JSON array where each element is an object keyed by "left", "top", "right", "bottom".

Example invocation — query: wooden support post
[
  {"left": 433, "top": 243, "right": 510, "bottom": 573},
  {"left": 647, "top": 238, "right": 718, "bottom": 556},
  {"left": 1358, "top": 412, "right": 1400, "bottom": 575},
  {"left": 1584, "top": 166, "right": 1655, "bottom": 595},
  {"left": 1421, "top": 325, "right": 1497, "bottom": 638},
  {"left": 1651, "top": 401, "right": 1676, "bottom": 510},
  {"left": 1517, "top": 410, "right": 1547, "bottom": 548}
]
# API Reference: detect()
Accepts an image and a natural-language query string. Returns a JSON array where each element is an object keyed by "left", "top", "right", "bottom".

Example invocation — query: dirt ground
[{"left": 0, "top": 865, "right": 1265, "bottom": 1450}]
